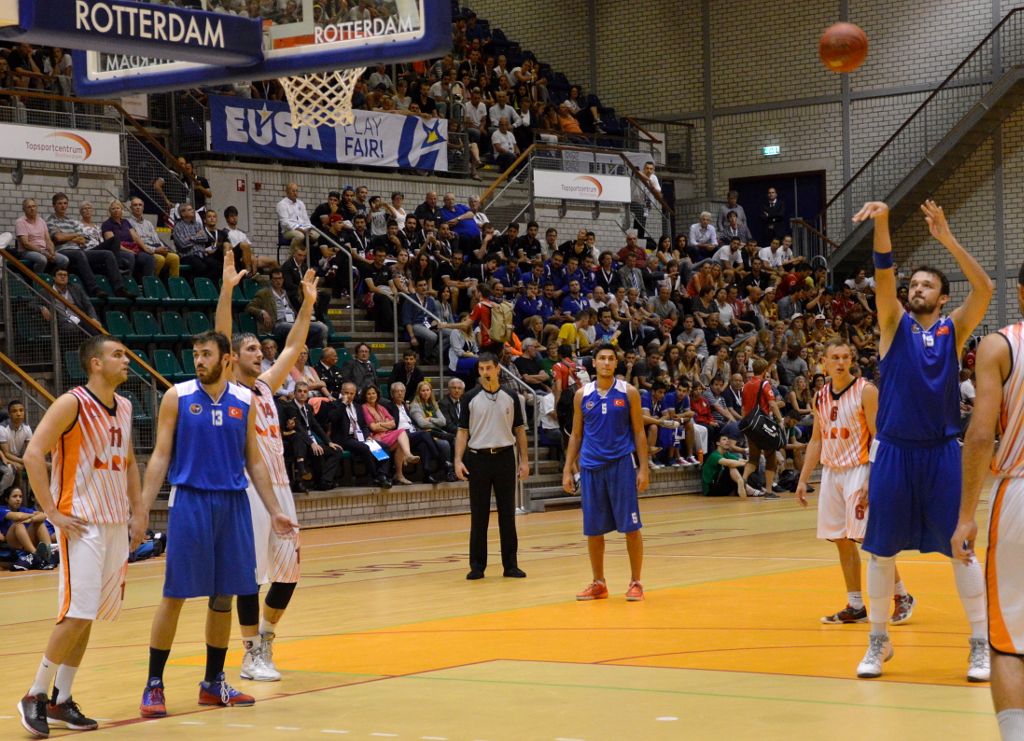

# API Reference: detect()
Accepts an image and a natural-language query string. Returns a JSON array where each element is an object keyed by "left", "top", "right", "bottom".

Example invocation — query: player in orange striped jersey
[
  {"left": 797, "top": 339, "right": 914, "bottom": 626},
  {"left": 17, "top": 336, "right": 146, "bottom": 738},
  {"left": 954, "top": 263, "right": 1024, "bottom": 739},
  {"left": 215, "top": 247, "right": 320, "bottom": 682}
]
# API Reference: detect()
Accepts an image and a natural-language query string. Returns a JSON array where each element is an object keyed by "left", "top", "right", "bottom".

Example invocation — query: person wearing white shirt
[
  {"left": 276, "top": 182, "right": 315, "bottom": 253},
  {"left": 712, "top": 238, "right": 744, "bottom": 268},
  {"left": 491, "top": 117, "right": 519, "bottom": 171},
  {"left": 687, "top": 212, "right": 718, "bottom": 258},
  {"left": 367, "top": 64, "right": 393, "bottom": 92},
  {"left": 757, "top": 239, "right": 793, "bottom": 271},
  {"left": 223, "top": 205, "right": 278, "bottom": 275},
  {"left": 462, "top": 88, "right": 488, "bottom": 175},
  {"left": 488, "top": 90, "right": 521, "bottom": 131}
]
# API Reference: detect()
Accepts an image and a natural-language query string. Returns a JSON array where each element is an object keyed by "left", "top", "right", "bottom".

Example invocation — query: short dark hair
[
  {"left": 911, "top": 265, "right": 950, "bottom": 296},
  {"left": 7, "top": 400, "right": 23, "bottom": 412},
  {"left": 270, "top": 268, "right": 284, "bottom": 279},
  {"left": 231, "top": 332, "right": 259, "bottom": 354},
  {"left": 403, "top": 349, "right": 418, "bottom": 359},
  {"left": 593, "top": 342, "right": 617, "bottom": 359},
  {"left": 477, "top": 351, "right": 499, "bottom": 367},
  {"left": 527, "top": 221, "right": 538, "bottom": 229},
  {"left": 224, "top": 205, "right": 239, "bottom": 219},
  {"left": 192, "top": 330, "right": 230, "bottom": 356},
  {"left": 546, "top": 227, "right": 557, "bottom": 236},
  {"left": 557, "top": 344, "right": 574, "bottom": 359},
  {"left": 52, "top": 192, "right": 69, "bottom": 205},
  {"left": 78, "top": 335, "right": 122, "bottom": 375}
]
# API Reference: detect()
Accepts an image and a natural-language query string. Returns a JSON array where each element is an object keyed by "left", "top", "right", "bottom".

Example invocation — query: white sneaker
[
  {"left": 857, "top": 634, "right": 894, "bottom": 678},
  {"left": 240, "top": 640, "right": 280, "bottom": 682},
  {"left": 686, "top": 456, "right": 701, "bottom": 466},
  {"left": 967, "top": 637, "right": 990, "bottom": 682},
  {"left": 259, "top": 632, "right": 281, "bottom": 681},
  {"left": 649, "top": 461, "right": 664, "bottom": 469}
]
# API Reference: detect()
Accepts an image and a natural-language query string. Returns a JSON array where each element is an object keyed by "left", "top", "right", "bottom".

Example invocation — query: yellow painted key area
[{"left": 0, "top": 493, "right": 999, "bottom": 740}]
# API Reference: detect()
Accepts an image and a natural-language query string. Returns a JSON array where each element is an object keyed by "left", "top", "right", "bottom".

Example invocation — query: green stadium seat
[
  {"left": 336, "top": 348, "right": 352, "bottom": 365},
  {"left": 179, "top": 348, "right": 196, "bottom": 378},
  {"left": 160, "top": 311, "right": 188, "bottom": 342},
  {"left": 309, "top": 347, "right": 323, "bottom": 366},
  {"left": 94, "top": 275, "right": 129, "bottom": 307},
  {"left": 128, "top": 349, "right": 150, "bottom": 377},
  {"left": 138, "top": 276, "right": 169, "bottom": 306},
  {"left": 241, "top": 278, "right": 259, "bottom": 300},
  {"left": 104, "top": 310, "right": 136, "bottom": 342},
  {"left": 192, "top": 277, "right": 219, "bottom": 307},
  {"left": 121, "top": 276, "right": 141, "bottom": 300},
  {"left": 236, "top": 312, "right": 258, "bottom": 336},
  {"left": 132, "top": 311, "right": 167, "bottom": 344},
  {"left": 231, "top": 284, "right": 248, "bottom": 310},
  {"left": 64, "top": 350, "right": 86, "bottom": 385},
  {"left": 186, "top": 311, "right": 212, "bottom": 335},
  {"left": 167, "top": 276, "right": 197, "bottom": 306},
  {"left": 153, "top": 349, "right": 185, "bottom": 381}
]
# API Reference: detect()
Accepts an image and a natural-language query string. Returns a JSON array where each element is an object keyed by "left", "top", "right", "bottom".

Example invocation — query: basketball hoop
[{"left": 278, "top": 66, "right": 367, "bottom": 129}]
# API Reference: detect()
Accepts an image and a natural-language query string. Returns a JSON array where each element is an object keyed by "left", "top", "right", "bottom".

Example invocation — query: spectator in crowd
[
  {"left": 261, "top": 338, "right": 296, "bottom": 399},
  {"left": 289, "top": 347, "right": 331, "bottom": 399},
  {"left": 221, "top": 205, "right": 277, "bottom": 277},
  {"left": 391, "top": 350, "right": 426, "bottom": 395},
  {"left": 1, "top": 486, "right": 55, "bottom": 570},
  {"left": 702, "top": 432, "right": 759, "bottom": 497},
  {"left": 276, "top": 182, "right": 316, "bottom": 253},
  {"left": 328, "top": 381, "right": 391, "bottom": 489},
  {"left": 387, "top": 382, "right": 452, "bottom": 483},
  {"left": 362, "top": 246, "right": 396, "bottom": 332},
  {"left": 127, "top": 197, "right": 180, "bottom": 278},
  {"left": 170, "top": 203, "right": 217, "bottom": 278},
  {"left": 14, "top": 197, "right": 69, "bottom": 274},
  {"left": 247, "top": 268, "right": 328, "bottom": 349},
  {"left": 447, "top": 321, "right": 480, "bottom": 379},
  {"left": 413, "top": 191, "right": 442, "bottom": 226},
  {"left": 341, "top": 342, "right": 379, "bottom": 392},
  {"left": 488, "top": 90, "right": 520, "bottom": 131},
  {"left": 315, "top": 347, "right": 345, "bottom": 398},
  {"left": 47, "top": 193, "right": 127, "bottom": 297},
  {"left": 101, "top": 199, "right": 156, "bottom": 280},
  {"left": 718, "top": 211, "right": 752, "bottom": 246},
  {"left": 761, "top": 187, "right": 787, "bottom": 241},
  {"left": 439, "top": 378, "right": 466, "bottom": 438},
  {"left": 687, "top": 211, "right": 718, "bottom": 260},
  {"left": 716, "top": 190, "right": 748, "bottom": 234},
  {"left": 360, "top": 384, "right": 419, "bottom": 485},
  {"left": 402, "top": 278, "right": 441, "bottom": 360},
  {"left": 0, "top": 401, "right": 32, "bottom": 490},
  {"left": 279, "top": 381, "right": 343, "bottom": 491},
  {"left": 37, "top": 267, "right": 101, "bottom": 335},
  {"left": 491, "top": 116, "right": 519, "bottom": 171}
]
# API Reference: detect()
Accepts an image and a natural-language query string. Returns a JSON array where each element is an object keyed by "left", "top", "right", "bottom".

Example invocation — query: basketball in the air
[{"left": 819, "top": 23, "right": 869, "bottom": 73}]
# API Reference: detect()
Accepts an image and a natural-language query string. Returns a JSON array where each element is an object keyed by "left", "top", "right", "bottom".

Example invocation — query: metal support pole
[
  {"left": 49, "top": 301, "right": 62, "bottom": 392},
  {"left": 2, "top": 269, "right": 12, "bottom": 356}
]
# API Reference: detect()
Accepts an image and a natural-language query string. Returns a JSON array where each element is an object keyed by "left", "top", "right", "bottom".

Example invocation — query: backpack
[
  {"left": 776, "top": 469, "right": 800, "bottom": 492},
  {"left": 487, "top": 300, "right": 514, "bottom": 344}
]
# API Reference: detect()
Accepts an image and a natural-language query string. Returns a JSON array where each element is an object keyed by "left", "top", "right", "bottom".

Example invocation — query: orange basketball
[{"left": 819, "top": 22, "right": 868, "bottom": 73}]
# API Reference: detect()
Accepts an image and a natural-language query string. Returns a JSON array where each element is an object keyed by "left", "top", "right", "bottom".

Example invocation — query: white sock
[
  {"left": 848, "top": 591, "right": 864, "bottom": 610},
  {"left": 867, "top": 555, "right": 897, "bottom": 636},
  {"left": 951, "top": 557, "right": 987, "bottom": 640},
  {"left": 242, "top": 636, "right": 258, "bottom": 653},
  {"left": 259, "top": 618, "right": 277, "bottom": 637},
  {"left": 54, "top": 665, "right": 78, "bottom": 704},
  {"left": 894, "top": 580, "right": 908, "bottom": 598},
  {"left": 29, "top": 656, "right": 58, "bottom": 697},
  {"left": 997, "top": 709, "right": 1024, "bottom": 740}
]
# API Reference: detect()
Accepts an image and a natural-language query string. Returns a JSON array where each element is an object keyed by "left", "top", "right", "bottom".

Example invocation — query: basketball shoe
[
  {"left": 891, "top": 594, "right": 915, "bottom": 625},
  {"left": 576, "top": 580, "right": 609, "bottom": 600},
  {"left": 625, "top": 580, "right": 644, "bottom": 601},
  {"left": 967, "top": 638, "right": 991, "bottom": 682},
  {"left": 139, "top": 678, "right": 166, "bottom": 717},
  {"left": 199, "top": 673, "right": 255, "bottom": 707},
  {"left": 240, "top": 636, "right": 280, "bottom": 682},
  {"left": 17, "top": 692, "right": 49, "bottom": 738},
  {"left": 820, "top": 604, "right": 867, "bottom": 624},
  {"left": 47, "top": 695, "right": 98, "bottom": 731},
  {"left": 856, "top": 634, "right": 894, "bottom": 678}
]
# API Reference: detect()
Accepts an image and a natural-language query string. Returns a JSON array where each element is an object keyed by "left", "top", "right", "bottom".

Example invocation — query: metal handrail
[
  {"left": 790, "top": 218, "right": 842, "bottom": 253},
  {"left": 311, "top": 226, "right": 357, "bottom": 335},
  {"left": 0, "top": 351, "right": 55, "bottom": 403},
  {"left": 496, "top": 362, "right": 541, "bottom": 479},
  {"left": 395, "top": 291, "right": 446, "bottom": 392}
]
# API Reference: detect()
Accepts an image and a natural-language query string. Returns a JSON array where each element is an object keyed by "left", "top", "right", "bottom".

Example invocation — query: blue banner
[{"left": 208, "top": 96, "right": 449, "bottom": 172}]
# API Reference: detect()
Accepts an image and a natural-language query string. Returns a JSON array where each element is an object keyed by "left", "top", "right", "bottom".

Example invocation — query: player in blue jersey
[
  {"left": 138, "top": 331, "right": 298, "bottom": 717},
  {"left": 852, "top": 200, "right": 993, "bottom": 681},
  {"left": 562, "top": 343, "right": 650, "bottom": 601}
]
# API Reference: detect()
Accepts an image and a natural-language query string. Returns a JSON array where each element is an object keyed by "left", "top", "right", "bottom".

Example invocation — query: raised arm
[
  {"left": 262, "top": 269, "right": 319, "bottom": 393},
  {"left": 953, "top": 332, "right": 1009, "bottom": 563},
  {"left": 852, "top": 201, "right": 901, "bottom": 349},
  {"left": 215, "top": 246, "right": 247, "bottom": 339},
  {"left": 920, "top": 200, "right": 994, "bottom": 354}
]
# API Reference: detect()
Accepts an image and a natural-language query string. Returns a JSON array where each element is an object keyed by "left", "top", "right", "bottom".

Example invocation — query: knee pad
[
  {"left": 265, "top": 582, "right": 297, "bottom": 611},
  {"left": 208, "top": 594, "right": 233, "bottom": 613},
  {"left": 236, "top": 592, "right": 260, "bottom": 626}
]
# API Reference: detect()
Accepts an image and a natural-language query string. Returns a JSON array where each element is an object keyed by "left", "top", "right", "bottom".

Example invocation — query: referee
[{"left": 455, "top": 352, "right": 530, "bottom": 580}]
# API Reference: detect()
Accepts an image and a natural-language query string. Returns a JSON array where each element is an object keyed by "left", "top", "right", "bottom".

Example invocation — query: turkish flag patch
[
  {"left": 228, "top": 406, "right": 243, "bottom": 419},
  {"left": 614, "top": 399, "right": 626, "bottom": 407}
]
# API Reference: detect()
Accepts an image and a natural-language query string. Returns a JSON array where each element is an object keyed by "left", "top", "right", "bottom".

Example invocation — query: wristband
[{"left": 873, "top": 250, "right": 894, "bottom": 270}]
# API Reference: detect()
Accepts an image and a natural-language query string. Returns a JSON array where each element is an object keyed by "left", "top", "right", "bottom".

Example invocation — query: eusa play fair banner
[{"left": 208, "top": 95, "right": 449, "bottom": 172}]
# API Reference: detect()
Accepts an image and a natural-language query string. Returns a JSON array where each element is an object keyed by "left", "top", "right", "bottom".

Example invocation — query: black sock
[
  {"left": 205, "top": 645, "right": 228, "bottom": 684},
  {"left": 148, "top": 648, "right": 171, "bottom": 681}
]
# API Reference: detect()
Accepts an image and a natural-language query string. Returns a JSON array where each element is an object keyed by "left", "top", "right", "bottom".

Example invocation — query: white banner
[
  {"left": 0, "top": 124, "right": 121, "bottom": 167},
  {"left": 533, "top": 170, "right": 632, "bottom": 203}
]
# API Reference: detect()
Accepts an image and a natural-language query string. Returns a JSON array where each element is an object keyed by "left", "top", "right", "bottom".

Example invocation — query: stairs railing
[{"left": 819, "top": 8, "right": 1024, "bottom": 247}]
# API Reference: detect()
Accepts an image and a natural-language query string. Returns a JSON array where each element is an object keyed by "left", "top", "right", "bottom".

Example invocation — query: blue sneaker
[
  {"left": 139, "top": 678, "right": 166, "bottom": 718},
  {"left": 198, "top": 673, "right": 255, "bottom": 707}
]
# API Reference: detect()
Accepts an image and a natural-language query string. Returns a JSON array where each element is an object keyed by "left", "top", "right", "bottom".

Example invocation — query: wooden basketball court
[{"left": 1, "top": 492, "right": 999, "bottom": 740}]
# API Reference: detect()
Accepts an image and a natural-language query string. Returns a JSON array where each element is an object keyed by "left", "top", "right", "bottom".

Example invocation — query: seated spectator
[
  {"left": 360, "top": 385, "right": 419, "bottom": 485},
  {"left": 718, "top": 210, "right": 752, "bottom": 246},
  {"left": 491, "top": 116, "right": 520, "bottom": 171},
  {"left": 0, "top": 401, "right": 31, "bottom": 489},
  {"left": 278, "top": 380, "right": 343, "bottom": 491},
  {"left": 221, "top": 205, "right": 278, "bottom": 276},
  {"left": 361, "top": 247, "right": 396, "bottom": 332},
  {"left": 341, "top": 342, "right": 379, "bottom": 393},
  {"left": 47, "top": 192, "right": 128, "bottom": 297},
  {"left": 701, "top": 433, "right": 759, "bottom": 497},
  {"left": 247, "top": 268, "right": 329, "bottom": 350},
  {"left": 405, "top": 381, "right": 457, "bottom": 481},
  {"left": 102, "top": 199, "right": 156, "bottom": 279},
  {"left": 328, "top": 381, "right": 391, "bottom": 489},
  {"left": 290, "top": 346, "right": 331, "bottom": 398},
  {"left": 716, "top": 190, "right": 749, "bottom": 234},
  {"left": 261, "top": 339, "right": 295, "bottom": 399},
  {"left": 311, "top": 190, "right": 342, "bottom": 229},
  {"left": 402, "top": 278, "right": 441, "bottom": 360},
  {"left": 687, "top": 211, "right": 718, "bottom": 259},
  {"left": 391, "top": 349, "right": 426, "bottom": 395},
  {"left": 1, "top": 486, "right": 55, "bottom": 570},
  {"left": 127, "top": 196, "right": 180, "bottom": 278},
  {"left": 514, "top": 339, "right": 551, "bottom": 392},
  {"left": 488, "top": 90, "right": 520, "bottom": 131},
  {"left": 277, "top": 182, "right": 316, "bottom": 253},
  {"left": 315, "top": 347, "right": 345, "bottom": 398},
  {"left": 170, "top": 203, "right": 218, "bottom": 278},
  {"left": 446, "top": 322, "right": 480, "bottom": 379},
  {"left": 37, "top": 267, "right": 100, "bottom": 335},
  {"left": 640, "top": 381, "right": 678, "bottom": 467},
  {"left": 14, "top": 197, "right": 69, "bottom": 274}
]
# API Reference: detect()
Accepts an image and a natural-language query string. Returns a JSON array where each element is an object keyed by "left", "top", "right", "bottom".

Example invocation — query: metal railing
[
  {"left": 624, "top": 117, "right": 695, "bottom": 173},
  {"left": 495, "top": 362, "right": 540, "bottom": 515},
  {"left": 790, "top": 218, "right": 838, "bottom": 286},
  {"left": 0, "top": 351, "right": 54, "bottom": 431},
  {"left": 820, "top": 8, "right": 1024, "bottom": 245},
  {"left": 311, "top": 227, "right": 358, "bottom": 335},
  {"left": 396, "top": 292, "right": 446, "bottom": 392},
  {"left": 0, "top": 250, "right": 171, "bottom": 449}
]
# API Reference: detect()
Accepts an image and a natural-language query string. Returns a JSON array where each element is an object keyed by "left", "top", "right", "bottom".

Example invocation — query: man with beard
[
  {"left": 850, "top": 200, "right": 992, "bottom": 683},
  {"left": 138, "top": 330, "right": 298, "bottom": 717}
]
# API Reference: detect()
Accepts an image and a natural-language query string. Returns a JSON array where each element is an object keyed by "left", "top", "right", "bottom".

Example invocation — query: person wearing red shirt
[
  {"left": 740, "top": 357, "right": 786, "bottom": 497},
  {"left": 830, "top": 284, "right": 857, "bottom": 321},
  {"left": 775, "top": 263, "right": 811, "bottom": 300}
]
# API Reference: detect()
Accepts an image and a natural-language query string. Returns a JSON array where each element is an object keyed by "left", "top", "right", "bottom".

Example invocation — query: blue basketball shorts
[
  {"left": 163, "top": 486, "right": 258, "bottom": 598},
  {"left": 580, "top": 456, "right": 642, "bottom": 536},
  {"left": 862, "top": 437, "right": 961, "bottom": 558}
]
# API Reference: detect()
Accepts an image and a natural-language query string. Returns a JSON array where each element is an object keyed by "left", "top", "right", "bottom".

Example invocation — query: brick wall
[
  {"left": 0, "top": 164, "right": 123, "bottom": 234},
  {"left": 464, "top": 0, "right": 592, "bottom": 90}
]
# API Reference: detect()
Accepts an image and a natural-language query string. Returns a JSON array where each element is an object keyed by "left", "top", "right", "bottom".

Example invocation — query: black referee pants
[{"left": 466, "top": 447, "right": 518, "bottom": 573}]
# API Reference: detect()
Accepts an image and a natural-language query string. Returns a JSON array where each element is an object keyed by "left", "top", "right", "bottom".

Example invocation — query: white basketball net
[{"left": 279, "top": 66, "right": 367, "bottom": 129}]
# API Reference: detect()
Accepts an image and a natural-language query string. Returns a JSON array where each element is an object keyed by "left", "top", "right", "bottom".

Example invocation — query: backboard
[{"left": 69, "top": 0, "right": 451, "bottom": 97}]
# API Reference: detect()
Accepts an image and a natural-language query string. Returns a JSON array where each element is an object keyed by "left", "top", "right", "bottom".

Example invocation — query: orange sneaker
[
  {"left": 576, "top": 580, "right": 609, "bottom": 601},
  {"left": 625, "top": 580, "right": 644, "bottom": 601}
]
